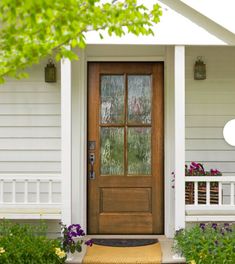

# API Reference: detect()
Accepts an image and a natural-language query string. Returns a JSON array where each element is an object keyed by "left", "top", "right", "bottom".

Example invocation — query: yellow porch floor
[
  {"left": 82, "top": 242, "right": 161, "bottom": 264},
  {"left": 66, "top": 236, "right": 186, "bottom": 264}
]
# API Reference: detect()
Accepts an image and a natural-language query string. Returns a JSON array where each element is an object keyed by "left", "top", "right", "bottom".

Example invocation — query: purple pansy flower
[
  {"left": 68, "top": 231, "right": 77, "bottom": 237},
  {"left": 199, "top": 223, "right": 206, "bottom": 230},
  {"left": 85, "top": 239, "right": 93, "bottom": 247},
  {"left": 212, "top": 223, "right": 217, "bottom": 230}
]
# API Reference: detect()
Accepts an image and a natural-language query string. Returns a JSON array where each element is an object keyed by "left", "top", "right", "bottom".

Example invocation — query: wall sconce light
[
  {"left": 45, "top": 59, "right": 56, "bottom": 83},
  {"left": 194, "top": 56, "right": 206, "bottom": 80}
]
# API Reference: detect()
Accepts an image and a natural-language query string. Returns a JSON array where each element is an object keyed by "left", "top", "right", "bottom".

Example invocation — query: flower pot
[
  {"left": 66, "top": 251, "right": 82, "bottom": 262},
  {"left": 185, "top": 182, "right": 219, "bottom": 204}
]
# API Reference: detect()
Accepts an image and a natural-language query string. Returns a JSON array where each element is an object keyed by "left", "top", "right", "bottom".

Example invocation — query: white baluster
[
  {"left": 49, "top": 180, "right": 52, "bottom": 204},
  {"left": 219, "top": 182, "right": 222, "bottom": 205},
  {"left": 24, "top": 180, "right": 28, "bottom": 204},
  {"left": 206, "top": 181, "right": 210, "bottom": 205},
  {"left": 36, "top": 180, "right": 40, "bottom": 204},
  {"left": 194, "top": 182, "right": 198, "bottom": 205},
  {"left": 12, "top": 180, "right": 16, "bottom": 204},
  {"left": 0, "top": 180, "right": 3, "bottom": 203},
  {"left": 231, "top": 182, "right": 234, "bottom": 206}
]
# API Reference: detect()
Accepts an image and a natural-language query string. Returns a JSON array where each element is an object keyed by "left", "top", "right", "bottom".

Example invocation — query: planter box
[{"left": 185, "top": 182, "right": 219, "bottom": 205}]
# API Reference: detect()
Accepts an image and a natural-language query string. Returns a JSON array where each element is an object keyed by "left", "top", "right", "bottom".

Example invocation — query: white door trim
[
  {"left": 174, "top": 45, "right": 186, "bottom": 230},
  {"left": 86, "top": 56, "right": 165, "bottom": 61},
  {"left": 61, "top": 55, "right": 72, "bottom": 225},
  {"left": 72, "top": 46, "right": 175, "bottom": 237},
  {"left": 71, "top": 49, "right": 87, "bottom": 229}
]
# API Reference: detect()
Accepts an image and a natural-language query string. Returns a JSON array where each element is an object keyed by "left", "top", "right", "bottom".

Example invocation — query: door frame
[
  {"left": 87, "top": 62, "right": 164, "bottom": 234},
  {"left": 71, "top": 46, "right": 175, "bottom": 238}
]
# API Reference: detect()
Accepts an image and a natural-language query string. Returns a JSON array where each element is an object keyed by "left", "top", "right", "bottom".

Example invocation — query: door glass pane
[
  {"left": 128, "top": 75, "right": 151, "bottom": 124},
  {"left": 127, "top": 127, "right": 151, "bottom": 175},
  {"left": 101, "top": 128, "right": 124, "bottom": 175},
  {"left": 101, "top": 75, "right": 125, "bottom": 124}
]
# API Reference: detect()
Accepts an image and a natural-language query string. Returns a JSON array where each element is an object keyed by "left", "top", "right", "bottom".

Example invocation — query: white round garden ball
[{"left": 223, "top": 119, "right": 235, "bottom": 146}]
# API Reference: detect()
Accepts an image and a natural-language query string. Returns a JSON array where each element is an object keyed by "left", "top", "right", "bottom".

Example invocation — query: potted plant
[
  {"left": 185, "top": 162, "right": 222, "bottom": 205},
  {"left": 60, "top": 223, "right": 92, "bottom": 261}
]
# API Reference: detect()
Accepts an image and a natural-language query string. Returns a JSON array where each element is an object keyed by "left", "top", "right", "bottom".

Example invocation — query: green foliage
[
  {"left": 0, "top": 220, "right": 66, "bottom": 264},
  {"left": 173, "top": 223, "right": 235, "bottom": 264},
  {"left": 60, "top": 223, "right": 92, "bottom": 254},
  {"left": 0, "top": 0, "right": 162, "bottom": 83}
]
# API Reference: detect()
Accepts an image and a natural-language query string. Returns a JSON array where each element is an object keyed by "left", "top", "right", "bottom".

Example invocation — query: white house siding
[
  {"left": 185, "top": 46, "right": 235, "bottom": 203},
  {"left": 0, "top": 61, "right": 61, "bottom": 204}
]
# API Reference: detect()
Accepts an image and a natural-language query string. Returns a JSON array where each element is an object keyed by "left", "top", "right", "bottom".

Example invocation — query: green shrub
[
  {"left": 0, "top": 220, "right": 66, "bottom": 264},
  {"left": 174, "top": 223, "right": 235, "bottom": 264}
]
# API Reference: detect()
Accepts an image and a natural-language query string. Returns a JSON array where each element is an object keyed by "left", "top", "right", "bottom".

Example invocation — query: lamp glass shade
[
  {"left": 45, "top": 61, "right": 56, "bottom": 82},
  {"left": 194, "top": 59, "right": 206, "bottom": 80}
]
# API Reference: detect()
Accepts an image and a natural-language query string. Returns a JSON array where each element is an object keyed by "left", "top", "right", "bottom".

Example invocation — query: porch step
[{"left": 66, "top": 237, "right": 186, "bottom": 264}]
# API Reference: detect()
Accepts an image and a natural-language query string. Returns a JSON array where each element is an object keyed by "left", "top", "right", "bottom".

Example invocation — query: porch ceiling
[{"left": 85, "top": 0, "right": 235, "bottom": 46}]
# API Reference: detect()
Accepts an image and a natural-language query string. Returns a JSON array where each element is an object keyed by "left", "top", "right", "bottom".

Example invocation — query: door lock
[{"left": 89, "top": 153, "right": 95, "bottom": 179}]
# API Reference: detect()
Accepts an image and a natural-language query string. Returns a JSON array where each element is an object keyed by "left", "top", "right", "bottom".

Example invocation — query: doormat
[
  {"left": 92, "top": 239, "right": 158, "bottom": 247},
  {"left": 82, "top": 241, "right": 161, "bottom": 264}
]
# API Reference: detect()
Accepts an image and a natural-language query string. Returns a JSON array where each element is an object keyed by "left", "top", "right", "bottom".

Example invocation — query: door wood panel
[
  {"left": 101, "top": 188, "right": 151, "bottom": 213},
  {"left": 88, "top": 62, "right": 164, "bottom": 234}
]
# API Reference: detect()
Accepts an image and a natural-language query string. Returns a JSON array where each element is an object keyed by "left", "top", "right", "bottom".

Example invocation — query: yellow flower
[
  {"left": 190, "top": 260, "right": 196, "bottom": 264},
  {"left": 199, "top": 252, "right": 206, "bottom": 259},
  {"left": 0, "top": 247, "right": 5, "bottom": 254},
  {"left": 55, "top": 247, "right": 66, "bottom": 259}
]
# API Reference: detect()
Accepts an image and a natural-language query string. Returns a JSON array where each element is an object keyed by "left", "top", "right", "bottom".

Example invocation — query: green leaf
[
  {"left": 75, "top": 243, "right": 82, "bottom": 252},
  {"left": 0, "top": 0, "right": 162, "bottom": 82},
  {"left": 0, "top": 76, "right": 5, "bottom": 84},
  {"left": 99, "top": 32, "right": 104, "bottom": 39}
]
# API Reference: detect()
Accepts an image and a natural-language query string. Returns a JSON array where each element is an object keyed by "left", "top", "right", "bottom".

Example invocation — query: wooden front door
[{"left": 88, "top": 62, "right": 164, "bottom": 234}]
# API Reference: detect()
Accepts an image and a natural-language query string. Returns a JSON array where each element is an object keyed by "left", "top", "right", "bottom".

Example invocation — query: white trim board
[
  {"left": 61, "top": 56, "right": 72, "bottom": 225},
  {"left": 174, "top": 46, "right": 186, "bottom": 230},
  {"left": 86, "top": 56, "right": 165, "bottom": 62}
]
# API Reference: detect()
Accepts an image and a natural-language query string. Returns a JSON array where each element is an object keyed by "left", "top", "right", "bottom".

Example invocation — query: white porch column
[
  {"left": 174, "top": 46, "right": 185, "bottom": 230},
  {"left": 61, "top": 56, "right": 72, "bottom": 225}
]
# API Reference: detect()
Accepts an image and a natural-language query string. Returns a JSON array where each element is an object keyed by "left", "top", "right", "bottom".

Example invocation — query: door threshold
[{"left": 87, "top": 234, "right": 167, "bottom": 241}]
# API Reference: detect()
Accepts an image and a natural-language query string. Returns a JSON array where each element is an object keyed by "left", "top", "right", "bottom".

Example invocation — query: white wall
[
  {"left": 0, "top": 61, "right": 61, "bottom": 203},
  {"left": 185, "top": 46, "right": 235, "bottom": 202}
]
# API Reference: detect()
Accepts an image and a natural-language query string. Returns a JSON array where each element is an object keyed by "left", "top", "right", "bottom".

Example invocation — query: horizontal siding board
[
  {"left": 186, "top": 92, "right": 235, "bottom": 104},
  {"left": 0, "top": 139, "right": 60, "bottom": 150},
  {"left": 186, "top": 104, "right": 235, "bottom": 116},
  {"left": 186, "top": 71, "right": 235, "bottom": 80},
  {"left": 186, "top": 80, "right": 235, "bottom": 92},
  {"left": 0, "top": 162, "right": 60, "bottom": 172},
  {"left": 0, "top": 151, "right": 60, "bottom": 162},
  {"left": 0, "top": 127, "right": 60, "bottom": 138},
  {"left": 186, "top": 151, "right": 235, "bottom": 162},
  {"left": 0, "top": 93, "right": 60, "bottom": 104},
  {"left": 0, "top": 116, "right": 60, "bottom": 127},
  {"left": 218, "top": 173, "right": 235, "bottom": 176},
  {"left": 0, "top": 82, "right": 60, "bottom": 92},
  {"left": 186, "top": 128, "right": 223, "bottom": 139},
  {"left": 0, "top": 104, "right": 60, "bottom": 115},
  {"left": 186, "top": 139, "right": 233, "bottom": 150},
  {"left": 186, "top": 116, "right": 233, "bottom": 128}
]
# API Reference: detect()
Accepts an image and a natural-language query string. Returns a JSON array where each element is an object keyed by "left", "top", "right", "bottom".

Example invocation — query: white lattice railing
[
  {"left": 0, "top": 174, "right": 62, "bottom": 219},
  {"left": 185, "top": 176, "right": 235, "bottom": 221}
]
